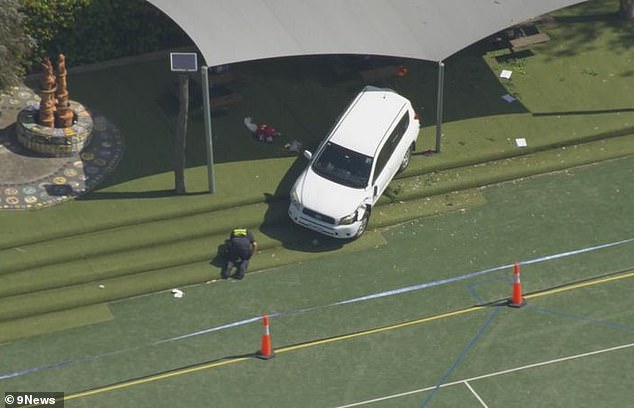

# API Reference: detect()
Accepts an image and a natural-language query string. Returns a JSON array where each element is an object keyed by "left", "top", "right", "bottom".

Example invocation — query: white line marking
[
  {"left": 334, "top": 387, "right": 435, "bottom": 408},
  {"left": 333, "top": 342, "right": 634, "bottom": 408},
  {"left": 455, "top": 342, "right": 634, "bottom": 384},
  {"left": 464, "top": 381, "right": 488, "bottom": 408},
  {"left": 333, "top": 238, "right": 634, "bottom": 306}
]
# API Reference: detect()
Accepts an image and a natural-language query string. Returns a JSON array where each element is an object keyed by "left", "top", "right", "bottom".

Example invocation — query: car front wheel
[
  {"left": 353, "top": 208, "right": 370, "bottom": 239},
  {"left": 398, "top": 143, "right": 414, "bottom": 173}
]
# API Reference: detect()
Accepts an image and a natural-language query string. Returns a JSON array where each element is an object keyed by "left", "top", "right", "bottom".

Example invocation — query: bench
[
  {"left": 359, "top": 65, "right": 398, "bottom": 82},
  {"left": 211, "top": 92, "right": 243, "bottom": 111},
  {"left": 189, "top": 71, "right": 236, "bottom": 87},
  {"left": 510, "top": 32, "right": 551, "bottom": 51}
]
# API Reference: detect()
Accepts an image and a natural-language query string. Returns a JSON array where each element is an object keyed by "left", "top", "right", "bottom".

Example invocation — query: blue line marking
[
  {"left": 1, "top": 237, "right": 632, "bottom": 381},
  {"left": 466, "top": 277, "right": 510, "bottom": 304},
  {"left": 333, "top": 238, "right": 634, "bottom": 307},
  {"left": 530, "top": 306, "right": 634, "bottom": 333},
  {"left": 420, "top": 308, "right": 501, "bottom": 407},
  {"left": 0, "top": 347, "right": 140, "bottom": 380}
]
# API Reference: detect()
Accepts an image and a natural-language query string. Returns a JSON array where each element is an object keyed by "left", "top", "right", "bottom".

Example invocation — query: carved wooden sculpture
[{"left": 37, "top": 58, "right": 56, "bottom": 127}]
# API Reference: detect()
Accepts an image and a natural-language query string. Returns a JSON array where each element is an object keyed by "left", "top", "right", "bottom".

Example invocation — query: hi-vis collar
[{"left": 232, "top": 228, "right": 248, "bottom": 236}]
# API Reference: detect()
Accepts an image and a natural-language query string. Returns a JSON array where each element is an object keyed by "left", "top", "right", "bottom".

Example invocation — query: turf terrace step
[
  {"left": 0, "top": 188, "right": 483, "bottom": 301},
  {"left": 5, "top": 132, "right": 632, "bottom": 277},
  {"left": 0, "top": 230, "right": 387, "bottom": 322},
  {"left": 0, "top": 134, "right": 632, "bottom": 325},
  {"left": 0, "top": 200, "right": 282, "bottom": 275},
  {"left": 3, "top": 125, "right": 630, "bottom": 252}
]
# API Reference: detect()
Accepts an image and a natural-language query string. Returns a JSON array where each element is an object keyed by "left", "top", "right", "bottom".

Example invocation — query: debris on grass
[
  {"left": 502, "top": 94, "right": 517, "bottom": 103},
  {"left": 170, "top": 288, "right": 184, "bottom": 298}
]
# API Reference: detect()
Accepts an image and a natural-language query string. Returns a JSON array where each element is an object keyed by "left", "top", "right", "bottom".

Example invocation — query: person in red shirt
[{"left": 256, "top": 124, "right": 277, "bottom": 143}]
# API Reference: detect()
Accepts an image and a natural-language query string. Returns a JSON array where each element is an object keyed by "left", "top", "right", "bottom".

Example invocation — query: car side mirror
[{"left": 303, "top": 150, "right": 312, "bottom": 160}]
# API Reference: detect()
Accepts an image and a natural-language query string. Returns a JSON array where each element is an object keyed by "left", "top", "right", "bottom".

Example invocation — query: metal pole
[
  {"left": 201, "top": 65, "right": 216, "bottom": 193},
  {"left": 435, "top": 61, "right": 445, "bottom": 153}
]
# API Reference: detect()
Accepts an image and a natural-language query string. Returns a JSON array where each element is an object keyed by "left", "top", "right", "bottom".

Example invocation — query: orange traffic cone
[
  {"left": 508, "top": 262, "right": 526, "bottom": 308},
  {"left": 256, "top": 313, "right": 275, "bottom": 360}
]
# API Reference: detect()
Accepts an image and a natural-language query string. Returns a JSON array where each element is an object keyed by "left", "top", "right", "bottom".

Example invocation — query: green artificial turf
[
  {"left": 0, "top": 153, "right": 631, "bottom": 407},
  {"left": 0, "top": 0, "right": 630, "bottom": 404},
  {"left": 0, "top": 304, "right": 113, "bottom": 344},
  {"left": 0, "top": 0, "right": 632, "bottom": 338}
]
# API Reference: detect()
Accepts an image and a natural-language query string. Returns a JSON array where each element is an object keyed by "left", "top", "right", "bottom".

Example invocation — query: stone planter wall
[{"left": 16, "top": 101, "right": 94, "bottom": 157}]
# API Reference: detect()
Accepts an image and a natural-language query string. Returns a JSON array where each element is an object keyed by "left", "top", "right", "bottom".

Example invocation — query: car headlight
[
  {"left": 339, "top": 210, "right": 358, "bottom": 225},
  {"left": 340, "top": 204, "right": 367, "bottom": 225},
  {"left": 290, "top": 190, "right": 300, "bottom": 207}
]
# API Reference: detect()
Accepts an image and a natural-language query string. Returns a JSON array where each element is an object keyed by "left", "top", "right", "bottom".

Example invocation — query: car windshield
[{"left": 312, "top": 142, "right": 373, "bottom": 188}]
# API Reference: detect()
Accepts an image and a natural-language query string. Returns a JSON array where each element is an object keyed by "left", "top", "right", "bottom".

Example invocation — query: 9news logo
[{"left": 4, "top": 392, "right": 64, "bottom": 407}]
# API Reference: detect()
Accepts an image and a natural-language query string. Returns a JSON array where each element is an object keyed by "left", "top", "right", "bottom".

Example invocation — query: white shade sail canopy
[
  {"left": 147, "top": 0, "right": 588, "bottom": 66},
  {"left": 146, "top": 0, "right": 590, "bottom": 192}
]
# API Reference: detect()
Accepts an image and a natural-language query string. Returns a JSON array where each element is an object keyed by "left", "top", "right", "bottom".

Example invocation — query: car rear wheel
[{"left": 398, "top": 143, "right": 414, "bottom": 173}]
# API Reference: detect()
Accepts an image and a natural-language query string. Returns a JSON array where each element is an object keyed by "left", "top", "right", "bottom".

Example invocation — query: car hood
[{"left": 293, "top": 168, "right": 368, "bottom": 218}]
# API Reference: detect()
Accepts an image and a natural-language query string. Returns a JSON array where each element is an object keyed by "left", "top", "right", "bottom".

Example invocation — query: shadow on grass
[
  {"left": 78, "top": 189, "right": 209, "bottom": 200},
  {"left": 554, "top": 12, "right": 619, "bottom": 24},
  {"left": 541, "top": 4, "right": 634, "bottom": 61},
  {"left": 494, "top": 49, "right": 535, "bottom": 63},
  {"left": 532, "top": 107, "right": 634, "bottom": 116},
  {"left": 208, "top": 242, "right": 228, "bottom": 268},
  {"left": 259, "top": 155, "right": 346, "bottom": 252},
  {"left": 66, "top": 47, "right": 529, "bottom": 190}
]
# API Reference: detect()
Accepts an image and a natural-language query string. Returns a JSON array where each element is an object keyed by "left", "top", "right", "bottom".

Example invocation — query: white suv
[{"left": 288, "top": 86, "right": 419, "bottom": 239}]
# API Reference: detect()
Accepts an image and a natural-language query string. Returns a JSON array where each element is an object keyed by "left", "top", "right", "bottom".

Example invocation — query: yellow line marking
[
  {"left": 65, "top": 357, "right": 251, "bottom": 400},
  {"left": 525, "top": 269, "right": 634, "bottom": 300},
  {"left": 276, "top": 306, "right": 486, "bottom": 354},
  {"left": 65, "top": 268, "right": 634, "bottom": 402}
]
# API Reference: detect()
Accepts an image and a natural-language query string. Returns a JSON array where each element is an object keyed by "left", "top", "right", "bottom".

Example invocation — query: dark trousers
[{"left": 222, "top": 257, "right": 250, "bottom": 279}]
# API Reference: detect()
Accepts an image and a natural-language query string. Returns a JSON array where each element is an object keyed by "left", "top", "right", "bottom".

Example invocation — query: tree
[
  {"left": 19, "top": 0, "right": 191, "bottom": 67},
  {"left": 0, "top": 0, "right": 34, "bottom": 90},
  {"left": 621, "top": 0, "right": 634, "bottom": 19}
]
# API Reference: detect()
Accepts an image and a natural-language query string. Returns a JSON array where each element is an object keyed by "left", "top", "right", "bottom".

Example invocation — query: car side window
[{"left": 372, "top": 112, "right": 409, "bottom": 184}]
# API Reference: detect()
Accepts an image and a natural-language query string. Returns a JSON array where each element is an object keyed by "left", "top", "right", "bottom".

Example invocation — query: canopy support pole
[
  {"left": 201, "top": 65, "right": 216, "bottom": 193},
  {"left": 435, "top": 61, "right": 445, "bottom": 153}
]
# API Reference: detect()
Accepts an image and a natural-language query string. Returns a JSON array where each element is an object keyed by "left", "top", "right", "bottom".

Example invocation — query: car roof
[{"left": 328, "top": 87, "right": 410, "bottom": 157}]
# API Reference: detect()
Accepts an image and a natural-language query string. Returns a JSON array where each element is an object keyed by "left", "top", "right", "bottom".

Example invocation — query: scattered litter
[
  {"left": 243, "top": 116, "right": 280, "bottom": 143},
  {"left": 284, "top": 139, "right": 303, "bottom": 153},
  {"left": 515, "top": 138, "right": 527, "bottom": 148},
  {"left": 98, "top": 284, "right": 105, "bottom": 289},
  {"left": 500, "top": 69, "right": 513, "bottom": 79},
  {"left": 501, "top": 94, "right": 517, "bottom": 103},
  {"left": 243, "top": 116, "right": 258, "bottom": 133},
  {"left": 170, "top": 288, "right": 184, "bottom": 298}
]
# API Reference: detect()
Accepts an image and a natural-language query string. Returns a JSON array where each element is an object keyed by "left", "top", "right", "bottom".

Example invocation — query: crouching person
[{"left": 222, "top": 228, "right": 257, "bottom": 280}]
